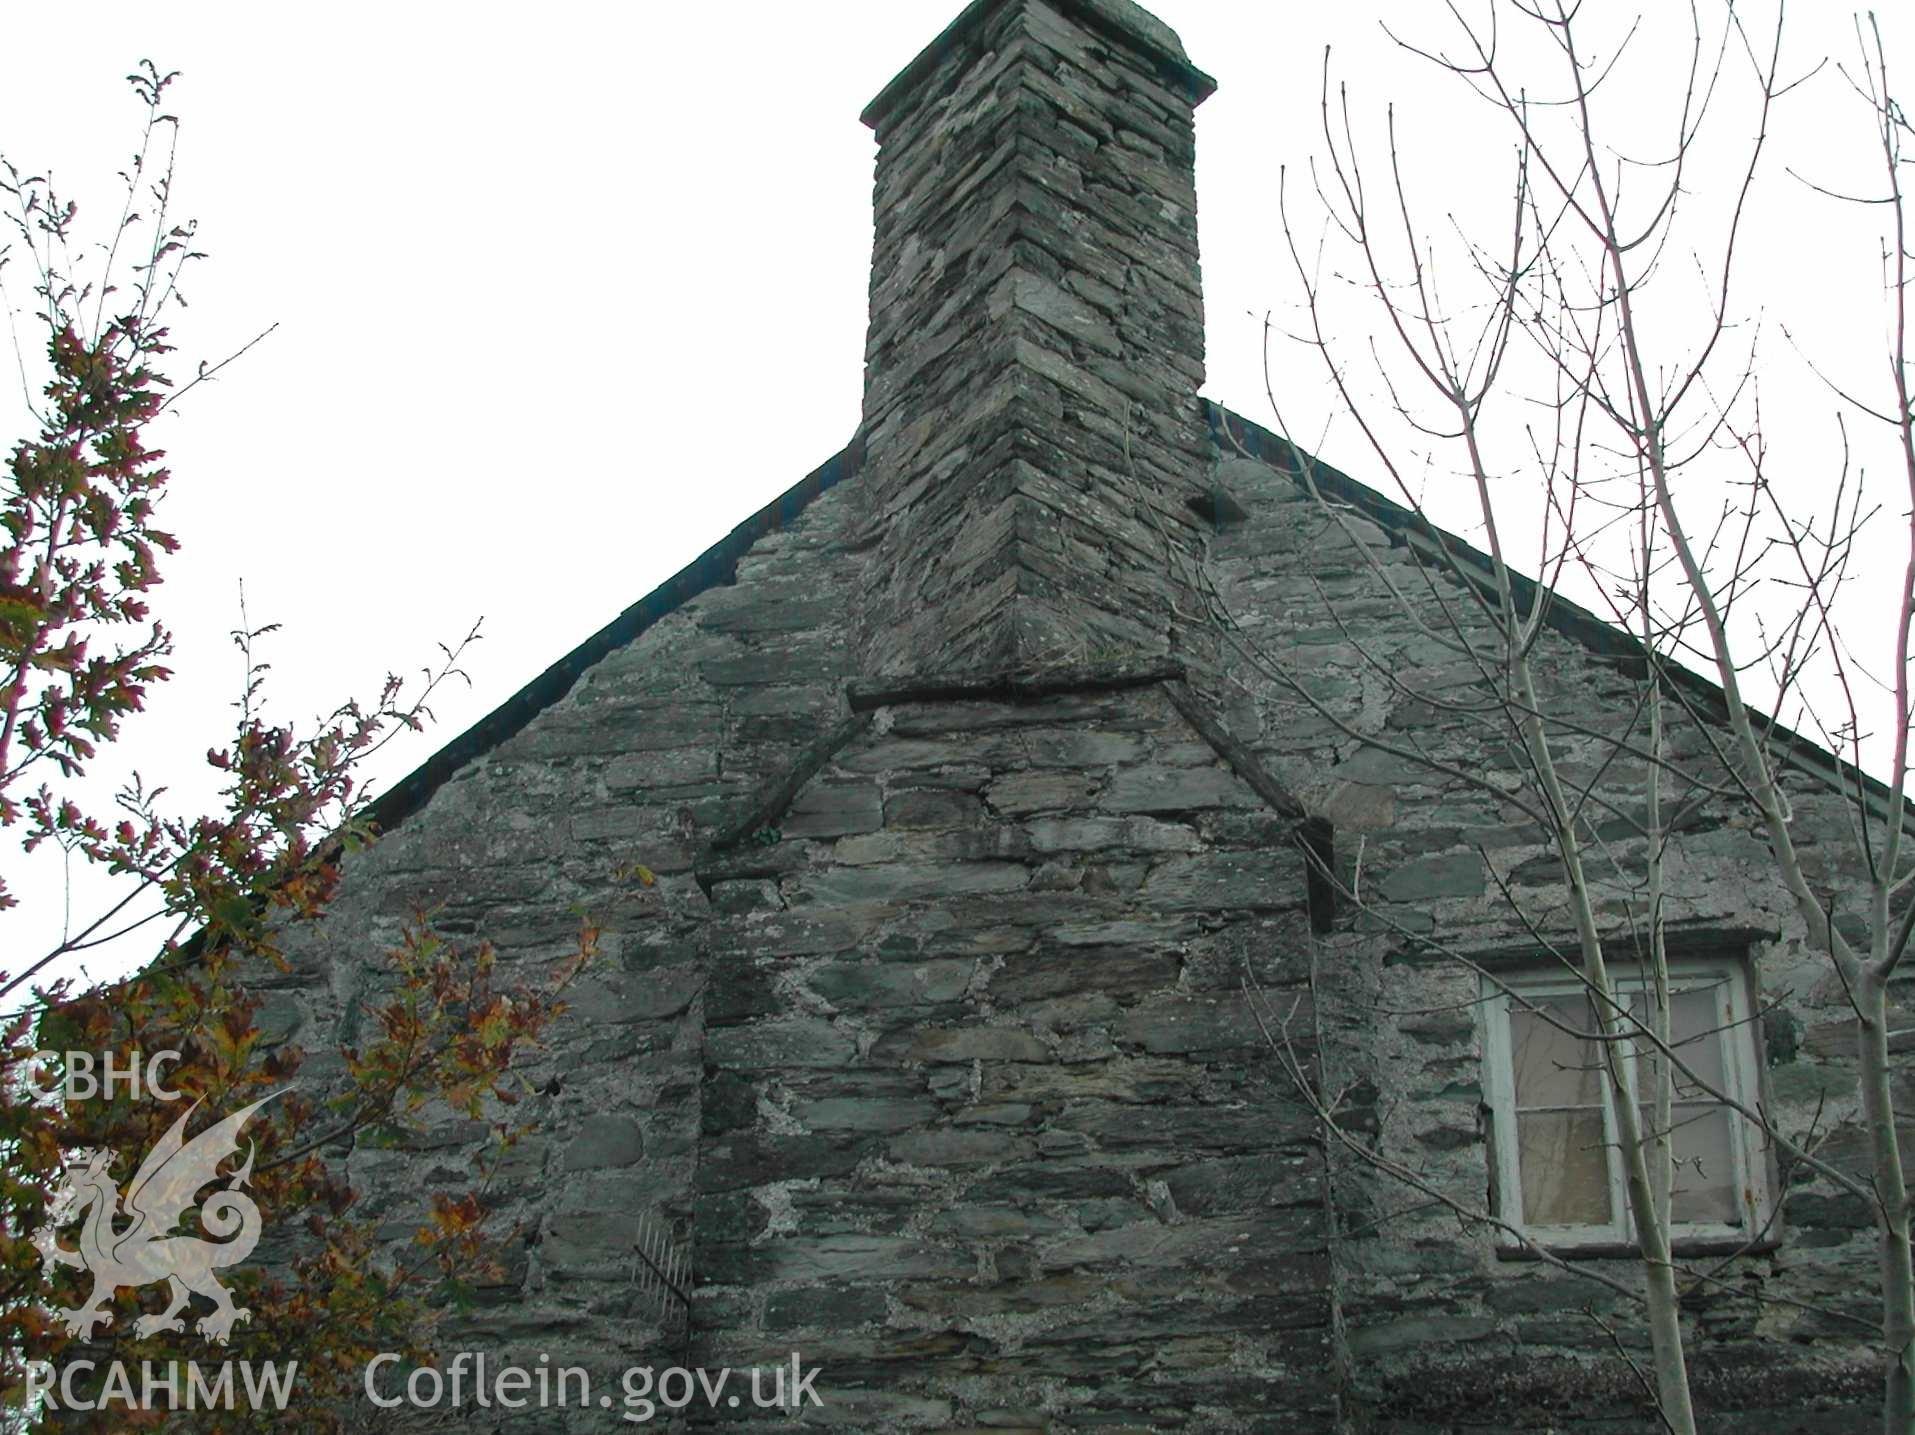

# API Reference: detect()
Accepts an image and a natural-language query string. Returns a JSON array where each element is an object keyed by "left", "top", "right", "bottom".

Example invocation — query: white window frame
[{"left": 1480, "top": 958, "right": 1773, "bottom": 1253}]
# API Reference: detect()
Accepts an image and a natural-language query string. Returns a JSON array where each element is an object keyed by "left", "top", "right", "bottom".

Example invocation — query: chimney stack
[{"left": 855, "top": 0, "right": 1217, "bottom": 679}]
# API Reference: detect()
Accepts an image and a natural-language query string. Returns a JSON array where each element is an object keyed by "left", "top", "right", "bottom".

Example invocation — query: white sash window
[{"left": 1481, "top": 961, "right": 1772, "bottom": 1250}]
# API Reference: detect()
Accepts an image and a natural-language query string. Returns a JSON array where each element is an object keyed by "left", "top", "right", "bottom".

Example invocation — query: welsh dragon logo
[{"left": 30, "top": 1095, "right": 279, "bottom": 1345}]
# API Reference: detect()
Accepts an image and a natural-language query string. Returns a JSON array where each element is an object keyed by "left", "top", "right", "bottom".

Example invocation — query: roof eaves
[
  {"left": 1206, "top": 400, "right": 1911, "bottom": 835},
  {"left": 360, "top": 433, "right": 864, "bottom": 838},
  {"left": 360, "top": 400, "right": 1896, "bottom": 850}
]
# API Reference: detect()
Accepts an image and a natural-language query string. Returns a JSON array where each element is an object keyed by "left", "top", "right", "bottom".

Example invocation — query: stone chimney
[{"left": 855, "top": 0, "right": 1216, "bottom": 680}]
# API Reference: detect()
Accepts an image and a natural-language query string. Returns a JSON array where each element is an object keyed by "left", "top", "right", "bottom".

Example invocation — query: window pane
[
  {"left": 1518, "top": 1110, "right": 1613, "bottom": 1225},
  {"left": 1510, "top": 999, "right": 1604, "bottom": 1108},
  {"left": 1669, "top": 1104, "right": 1741, "bottom": 1226},
  {"left": 1669, "top": 987, "right": 1728, "bottom": 1099},
  {"left": 1634, "top": 984, "right": 1729, "bottom": 1103}
]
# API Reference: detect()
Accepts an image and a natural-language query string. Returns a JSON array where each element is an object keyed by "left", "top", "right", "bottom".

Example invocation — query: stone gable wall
[
  {"left": 275, "top": 558, "right": 1342, "bottom": 1428},
  {"left": 246, "top": 0, "right": 1910, "bottom": 1422},
  {"left": 261, "top": 430, "right": 1905, "bottom": 1431},
  {"left": 1205, "top": 447, "right": 1902, "bottom": 1430}
]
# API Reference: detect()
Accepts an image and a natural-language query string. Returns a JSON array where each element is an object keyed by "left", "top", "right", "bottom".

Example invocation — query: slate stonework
[
  {"left": 693, "top": 685, "right": 1330, "bottom": 1428},
  {"left": 263, "top": 0, "right": 1905, "bottom": 1429},
  {"left": 855, "top": 0, "right": 1219, "bottom": 681},
  {"left": 1205, "top": 426, "right": 1897, "bottom": 1428}
]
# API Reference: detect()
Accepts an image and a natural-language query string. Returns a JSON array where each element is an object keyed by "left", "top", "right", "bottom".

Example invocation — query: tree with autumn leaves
[{"left": 0, "top": 65, "right": 596, "bottom": 1430}]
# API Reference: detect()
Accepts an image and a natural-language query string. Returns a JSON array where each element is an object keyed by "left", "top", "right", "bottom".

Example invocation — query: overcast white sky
[{"left": 0, "top": 1, "right": 1906, "bottom": 985}]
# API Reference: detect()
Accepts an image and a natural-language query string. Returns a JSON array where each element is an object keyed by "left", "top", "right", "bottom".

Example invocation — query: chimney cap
[{"left": 861, "top": 0, "right": 1217, "bottom": 131}]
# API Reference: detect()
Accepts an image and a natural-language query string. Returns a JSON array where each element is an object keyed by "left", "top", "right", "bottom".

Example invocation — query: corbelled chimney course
[{"left": 854, "top": 0, "right": 1217, "bottom": 680}]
